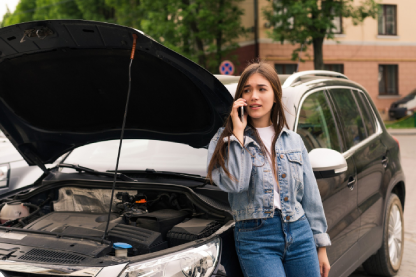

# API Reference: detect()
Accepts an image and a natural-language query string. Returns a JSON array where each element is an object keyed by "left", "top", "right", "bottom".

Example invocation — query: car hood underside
[{"left": 0, "top": 20, "right": 232, "bottom": 168}]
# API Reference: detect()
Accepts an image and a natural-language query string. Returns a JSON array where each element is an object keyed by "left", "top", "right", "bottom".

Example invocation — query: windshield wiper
[
  {"left": 58, "top": 163, "right": 136, "bottom": 182},
  {"left": 0, "top": 226, "right": 111, "bottom": 245},
  {"left": 110, "top": 169, "right": 210, "bottom": 185}
]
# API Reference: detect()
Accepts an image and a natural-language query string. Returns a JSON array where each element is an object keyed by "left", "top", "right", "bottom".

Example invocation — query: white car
[{"left": 0, "top": 131, "right": 45, "bottom": 194}]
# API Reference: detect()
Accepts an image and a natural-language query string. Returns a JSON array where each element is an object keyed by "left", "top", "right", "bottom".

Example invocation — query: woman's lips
[{"left": 249, "top": 105, "right": 262, "bottom": 110}]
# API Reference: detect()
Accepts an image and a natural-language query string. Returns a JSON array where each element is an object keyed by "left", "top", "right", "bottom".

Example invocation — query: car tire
[{"left": 363, "top": 193, "right": 404, "bottom": 276}]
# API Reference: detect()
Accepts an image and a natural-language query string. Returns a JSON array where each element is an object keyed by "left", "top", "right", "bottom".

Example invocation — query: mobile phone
[{"left": 239, "top": 106, "right": 244, "bottom": 122}]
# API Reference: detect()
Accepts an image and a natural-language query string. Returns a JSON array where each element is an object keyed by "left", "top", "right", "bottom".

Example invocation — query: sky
[{"left": 0, "top": 0, "right": 20, "bottom": 20}]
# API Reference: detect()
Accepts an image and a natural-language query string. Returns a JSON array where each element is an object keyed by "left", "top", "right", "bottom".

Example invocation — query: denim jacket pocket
[
  {"left": 287, "top": 152, "right": 303, "bottom": 181},
  {"left": 235, "top": 219, "right": 265, "bottom": 232}
]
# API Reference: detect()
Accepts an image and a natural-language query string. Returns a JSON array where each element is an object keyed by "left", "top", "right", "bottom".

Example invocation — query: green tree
[
  {"left": 32, "top": 0, "right": 82, "bottom": 20},
  {"left": 1, "top": 0, "right": 36, "bottom": 27},
  {"left": 1, "top": 0, "right": 246, "bottom": 73},
  {"left": 104, "top": 0, "right": 142, "bottom": 28},
  {"left": 76, "top": 0, "right": 115, "bottom": 22},
  {"left": 140, "top": 0, "right": 246, "bottom": 72},
  {"left": 263, "top": 0, "right": 379, "bottom": 70},
  {"left": 2, "top": 0, "right": 116, "bottom": 26}
]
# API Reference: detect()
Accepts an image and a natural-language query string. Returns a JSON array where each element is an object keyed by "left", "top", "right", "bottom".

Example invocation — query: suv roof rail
[{"left": 281, "top": 70, "right": 348, "bottom": 88}]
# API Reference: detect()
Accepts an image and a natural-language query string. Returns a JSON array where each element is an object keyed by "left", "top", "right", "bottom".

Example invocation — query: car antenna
[{"left": 102, "top": 33, "right": 138, "bottom": 243}]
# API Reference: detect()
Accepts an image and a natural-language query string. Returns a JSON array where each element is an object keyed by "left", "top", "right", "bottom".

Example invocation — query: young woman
[{"left": 207, "top": 62, "right": 331, "bottom": 277}]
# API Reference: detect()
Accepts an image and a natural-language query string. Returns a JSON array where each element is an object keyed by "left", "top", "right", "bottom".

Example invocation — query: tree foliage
[
  {"left": 1, "top": 0, "right": 246, "bottom": 73},
  {"left": 263, "top": 0, "right": 379, "bottom": 69},
  {"left": 140, "top": 0, "right": 246, "bottom": 71},
  {"left": 1, "top": 0, "right": 36, "bottom": 27}
]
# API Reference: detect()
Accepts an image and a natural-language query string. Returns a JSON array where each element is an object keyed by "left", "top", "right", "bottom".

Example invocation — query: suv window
[
  {"left": 329, "top": 88, "right": 367, "bottom": 149},
  {"left": 297, "top": 90, "right": 341, "bottom": 152},
  {"left": 353, "top": 90, "right": 376, "bottom": 136}
]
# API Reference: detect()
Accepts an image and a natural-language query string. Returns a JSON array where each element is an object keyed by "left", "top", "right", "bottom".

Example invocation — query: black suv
[{"left": 0, "top": 20, "right": 404, "bottom": 277}]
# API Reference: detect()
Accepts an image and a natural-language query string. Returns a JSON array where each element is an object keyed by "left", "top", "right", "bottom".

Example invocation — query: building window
[
  {"left": 324, "top": 64, "right": 344, "bottom": 74},
  {"left": 273, "top": 0, "right": 294, "bottom": 29},
  {"left": 378, "top": 5, "right": 397, "bottom": 35},
  {"left": 332, "top": 15, "right": 343, "bottom": 34},
  {"left": 275, "top": 64, "right": 297, "bottom": 74},
  {"left": 379, "top": 65, "right": 398, "bottom": 95},
  {"left": 322, "top": 1, "right": 343, "bottom": 34}
]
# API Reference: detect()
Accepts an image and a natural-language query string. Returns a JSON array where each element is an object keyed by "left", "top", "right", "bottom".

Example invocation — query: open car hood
[{"left": 0, "top": 20, "right": 232, "bottom": 169}]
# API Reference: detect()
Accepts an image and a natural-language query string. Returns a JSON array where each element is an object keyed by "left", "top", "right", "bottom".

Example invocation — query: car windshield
[{"left": 63, "top": 139, "right": 208, "bottom": 176}]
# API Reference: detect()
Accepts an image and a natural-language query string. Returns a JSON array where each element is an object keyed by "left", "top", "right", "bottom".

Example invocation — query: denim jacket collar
[
  {"left": 243, "top": 125, "right": 290, "bottom": 148},
  {"left": 244, "top": 125, "right": 290, "bottom": 136}
]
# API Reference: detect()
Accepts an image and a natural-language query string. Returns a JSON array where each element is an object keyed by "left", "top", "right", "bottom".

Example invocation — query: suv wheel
[{"left": 363, "top": 193, "right": 404, "bottom": 276}]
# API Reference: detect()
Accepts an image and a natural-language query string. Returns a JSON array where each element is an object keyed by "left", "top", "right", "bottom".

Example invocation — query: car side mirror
[{"left": 308, "top": 148, "right": 347, "bottom": 179}]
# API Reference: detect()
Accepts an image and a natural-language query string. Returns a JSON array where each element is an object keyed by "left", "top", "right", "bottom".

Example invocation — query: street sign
[{"left": 219, "top": 60, "right": 235, "bottom": 75}]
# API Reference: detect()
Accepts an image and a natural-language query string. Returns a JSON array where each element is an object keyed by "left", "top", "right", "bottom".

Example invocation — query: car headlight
[
  {"left": 0, "top": 164, "right": 9, "bottom": 187},
  {"left": 121, "top": 237, "right": 221, "bottom": 277}
]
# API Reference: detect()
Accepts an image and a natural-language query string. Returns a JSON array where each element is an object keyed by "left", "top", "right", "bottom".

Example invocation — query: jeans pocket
[{"left": 236, "top": 219, "right": 265, "bottom": 232}]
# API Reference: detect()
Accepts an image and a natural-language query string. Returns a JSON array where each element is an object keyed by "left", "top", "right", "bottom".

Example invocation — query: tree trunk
[
  {"left": 191, "top": 23, "right": 207, "bottom": 68},
  {"left": 313, "top": 36, "right": 324, "bottom": 70}
]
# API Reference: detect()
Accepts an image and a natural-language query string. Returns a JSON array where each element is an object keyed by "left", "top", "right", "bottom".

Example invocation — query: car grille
[{"left": 0, "top": 271, "right": 88, "bottom": 277}]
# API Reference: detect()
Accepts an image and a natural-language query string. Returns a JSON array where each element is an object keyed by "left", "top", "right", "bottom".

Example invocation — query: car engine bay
[{"left": 0, "top": 186, "right": 228, "bottom": 264}]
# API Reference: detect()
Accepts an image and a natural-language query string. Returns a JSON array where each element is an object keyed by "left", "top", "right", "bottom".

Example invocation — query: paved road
[{"left": 350, "top": 134, "right": 416, "bottom": 276}]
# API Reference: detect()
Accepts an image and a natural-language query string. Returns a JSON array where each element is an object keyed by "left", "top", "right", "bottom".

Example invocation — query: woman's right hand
[{"left": 231, "top": 98, "right": 248, "bottom": 144}]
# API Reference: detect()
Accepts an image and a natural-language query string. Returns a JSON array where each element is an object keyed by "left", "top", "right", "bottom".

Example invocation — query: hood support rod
[{"left": 102, "top": 33, "right": 138, "bottom": 242}]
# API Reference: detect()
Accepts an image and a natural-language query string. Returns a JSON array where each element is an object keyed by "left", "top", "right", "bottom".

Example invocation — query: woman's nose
[{"left": 251, "top": 90, "right": 259, "bottom": 100}]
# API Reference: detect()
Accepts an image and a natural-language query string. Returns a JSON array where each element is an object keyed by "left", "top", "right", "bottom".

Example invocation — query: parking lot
[{"left": 350, "top": 132, "right": 416, "bottom": 276}]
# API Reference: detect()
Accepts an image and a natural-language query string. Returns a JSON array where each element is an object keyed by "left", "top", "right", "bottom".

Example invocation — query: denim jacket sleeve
[
  {"left": 206, "top": 128, "right": 253, "bottom": 193},
  {"left": 300, "top": 139, "right": 332, "bottom": 248}
]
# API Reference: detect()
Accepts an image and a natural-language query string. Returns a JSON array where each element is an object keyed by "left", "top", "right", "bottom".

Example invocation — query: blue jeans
[{"left": 234, "top": 209, "right": 320, "bottom": 277}]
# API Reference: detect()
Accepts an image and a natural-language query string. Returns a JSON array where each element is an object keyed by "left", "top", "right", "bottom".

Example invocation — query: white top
[{"left": 256, "top": 125, "right": 281, "bottom": 209}]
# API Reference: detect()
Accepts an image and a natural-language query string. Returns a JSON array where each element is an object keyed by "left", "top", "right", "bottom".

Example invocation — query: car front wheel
[{"left": 363, "top": 193, "right": 404, "bottom": 276}]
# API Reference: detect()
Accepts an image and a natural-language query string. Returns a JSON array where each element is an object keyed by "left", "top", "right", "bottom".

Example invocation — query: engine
[{"left": 0, "top": 187, "right": 223, "bottom": 258}]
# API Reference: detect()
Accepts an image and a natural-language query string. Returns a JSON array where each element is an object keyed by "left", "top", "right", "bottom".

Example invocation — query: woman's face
[{"left": 241, "top": 73, "right": 275, "bottom": 127}]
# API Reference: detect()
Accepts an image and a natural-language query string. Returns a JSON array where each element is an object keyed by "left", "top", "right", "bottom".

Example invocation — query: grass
[{"left": 384, "top": 114, "right": 415, "bottom": 129}]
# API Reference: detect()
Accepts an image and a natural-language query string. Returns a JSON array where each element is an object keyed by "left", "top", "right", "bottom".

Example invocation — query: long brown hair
[{"left": 207, "top": 62, "right": 288, "bottom": 185}]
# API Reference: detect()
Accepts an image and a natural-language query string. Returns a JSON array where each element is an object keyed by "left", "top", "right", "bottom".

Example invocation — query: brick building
[{"left": 233, "top": 0, "right": 414, "bottom": 116}]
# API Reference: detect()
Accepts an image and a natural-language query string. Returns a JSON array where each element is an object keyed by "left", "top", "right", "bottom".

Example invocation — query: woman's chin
[{"left": 248, "top": 113, "right": 265, "bottom": 119}]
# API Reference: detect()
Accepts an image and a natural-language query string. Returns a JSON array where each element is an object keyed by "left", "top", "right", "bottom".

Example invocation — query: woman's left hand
[{"left": 318, "top": 247, "right": 330, "bottom": 277}]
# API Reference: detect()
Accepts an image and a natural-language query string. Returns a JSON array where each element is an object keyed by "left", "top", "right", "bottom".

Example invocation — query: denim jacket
[{"left": 207, "top": 126, "right": 331, "bottom": 248}]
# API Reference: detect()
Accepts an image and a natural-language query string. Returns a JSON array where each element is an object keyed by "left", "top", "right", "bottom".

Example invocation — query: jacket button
[
  {"left": 284, "top": 196, "right": 289, "bottom": 201},
  {"left": 282, "top": 173, "right": 286, "bottom": 178},
  {"left": 280, "top": 154, "right": 284, "bottom": 159},
  {"left": 286, "top": 216, "right": 290, "bottom": 220}
]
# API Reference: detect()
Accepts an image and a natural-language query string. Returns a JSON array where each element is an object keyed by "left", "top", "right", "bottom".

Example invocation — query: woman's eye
[
  {"left": 243, "top": 89, "right": 250, "bottom": 93},
  {"left": 260, "top": 88, "right": 266, "bottom": 92}
]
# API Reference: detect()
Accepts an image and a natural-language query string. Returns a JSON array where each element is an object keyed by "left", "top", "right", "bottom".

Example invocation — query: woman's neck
[{"left": 251, "top": 117, "right": 272, "bottom": 128}]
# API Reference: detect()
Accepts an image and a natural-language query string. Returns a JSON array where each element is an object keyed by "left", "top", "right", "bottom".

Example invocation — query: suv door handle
[
  {"left": 347, "top": 176, "right": 356, "bottom": 191},
  {"left": 381, "top": 156, "right": 388, "bottom": 168}
]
